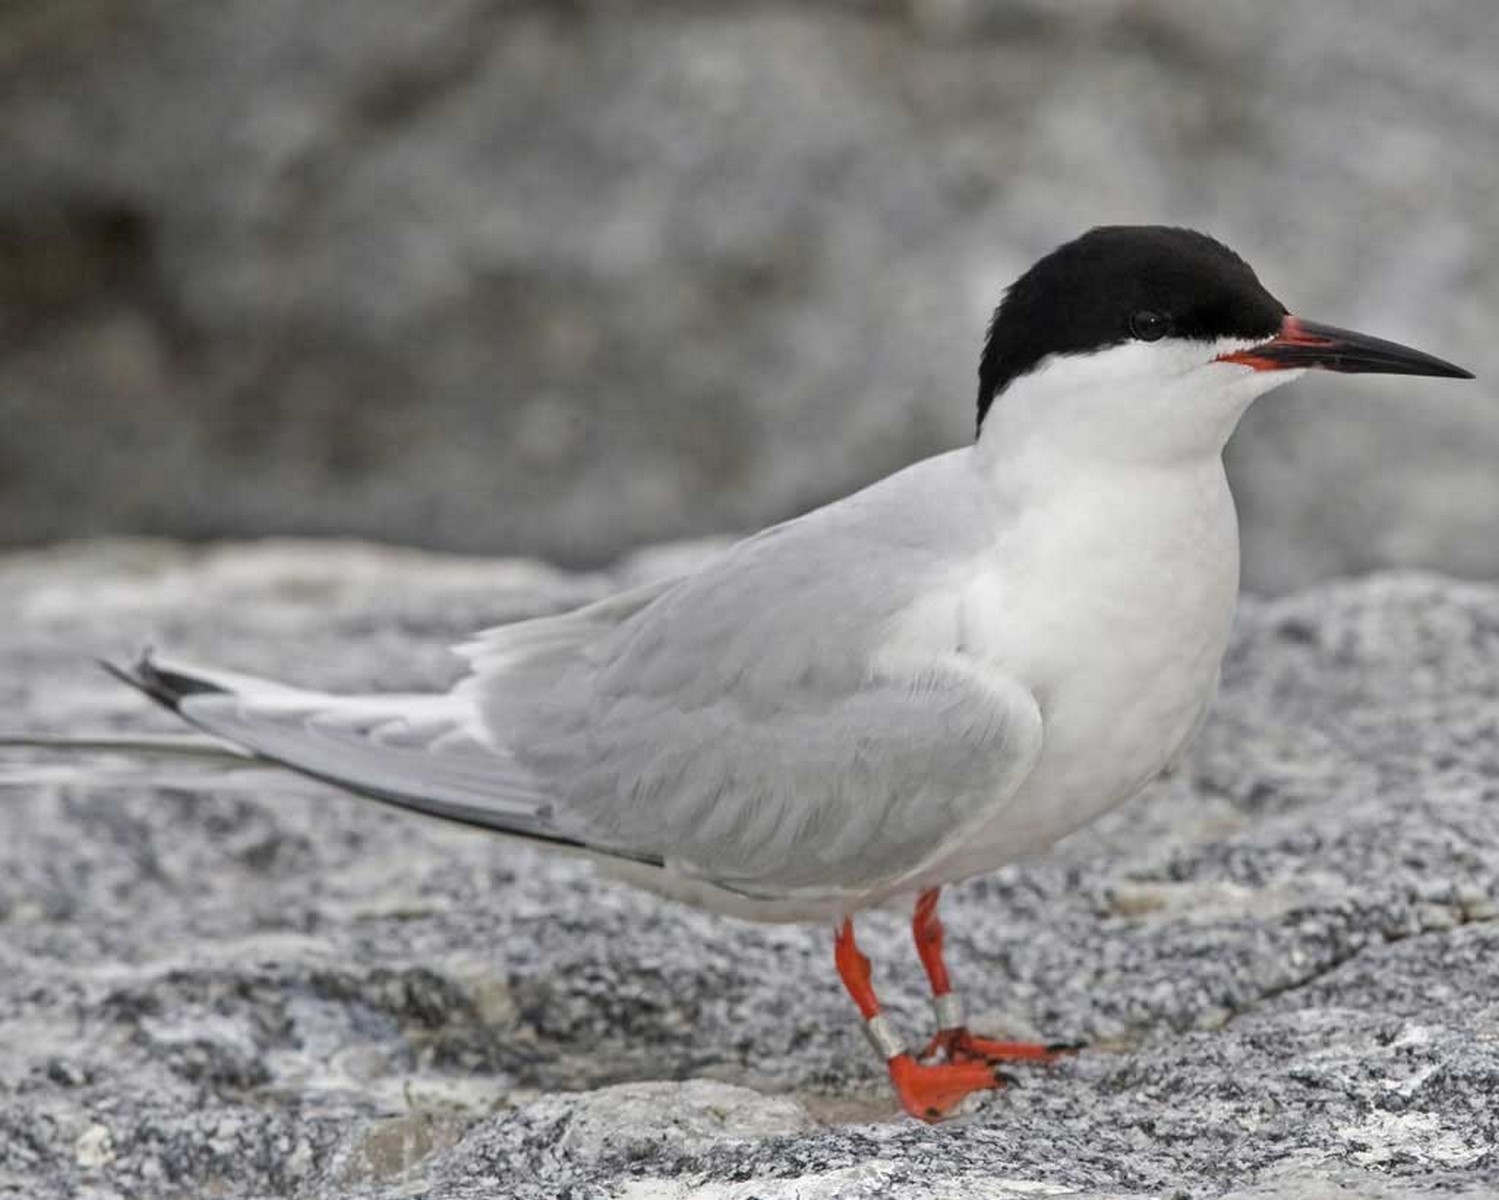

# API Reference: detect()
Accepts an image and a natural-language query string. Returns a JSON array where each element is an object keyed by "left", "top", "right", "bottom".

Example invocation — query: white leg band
[
  {"left": 862, "top": 1012, "right": 906, "bottom": 1061},
  {"left": 932, "top": 991, "right": 964, "bottom": 1031}
]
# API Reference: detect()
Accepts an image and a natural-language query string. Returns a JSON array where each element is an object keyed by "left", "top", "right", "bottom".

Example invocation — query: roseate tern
[{"left": 5, "top": 226, "right": 1474, "bottom": 1120}]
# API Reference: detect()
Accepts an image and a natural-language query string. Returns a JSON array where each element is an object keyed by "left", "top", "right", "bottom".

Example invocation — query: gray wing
[
  {"left": 96, "top": 578, "right": 688, "bottom": 858},
  {"left": 90, "top": 581, "right": 685, "bottom": 861},
  {"left": 103, "top": 452, "right": 1041, "bottom": 899},
  {"left": 467, "top": 452, "right": 1044, "bottom": 897},
  {"left": 108, "top": 656, "right": 562, "bottom": 837},
  {"left": 524, "top": 656, "right": 1041, "bottom": 897}
]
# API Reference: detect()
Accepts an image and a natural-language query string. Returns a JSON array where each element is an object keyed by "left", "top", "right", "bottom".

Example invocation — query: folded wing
[
  {"left": 117, "top": 454, "right": 1042, "bottom": 901},
  {"left": 465, "top": 459, "right": 1044, "bottom": 898}
]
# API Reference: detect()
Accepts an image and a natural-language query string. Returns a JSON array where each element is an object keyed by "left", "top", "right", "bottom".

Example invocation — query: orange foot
[
  {"left": 886, "top": 1051, "right": 1013, "bottom": 1122},
  {"left": 920, "top": 1027, "right": 1082, "bottom": 1066}
]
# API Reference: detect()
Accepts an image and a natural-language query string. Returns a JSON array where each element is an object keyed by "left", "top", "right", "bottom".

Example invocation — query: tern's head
[{"left": 976, "top": 226, "right": 1472, "bottom": 465}]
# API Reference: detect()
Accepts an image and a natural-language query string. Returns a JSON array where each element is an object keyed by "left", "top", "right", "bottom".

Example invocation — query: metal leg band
[
  {"left": 932, "top": 991, "right": 964, "bottom": 1031},
  {"left": 862, "top": 1012, "right": 906, "bottom": 1061}
]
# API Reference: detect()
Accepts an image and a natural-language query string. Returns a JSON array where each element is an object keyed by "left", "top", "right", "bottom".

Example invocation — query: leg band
[
  {"left": 863, "top": 1012, "right": 906, "bottom": 1061},
  {"left": 932, "top": 991, "right": 964, "bottom": 1031}
]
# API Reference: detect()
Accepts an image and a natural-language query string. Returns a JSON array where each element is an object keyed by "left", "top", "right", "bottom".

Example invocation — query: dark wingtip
[{"left": 98, "top": 650, "right": 227, "bottom": 712}]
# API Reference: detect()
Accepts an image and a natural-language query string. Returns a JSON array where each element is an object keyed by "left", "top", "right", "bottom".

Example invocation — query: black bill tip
[{"left": 1218, "top": 315, "right": 1474, "bottom": 379}]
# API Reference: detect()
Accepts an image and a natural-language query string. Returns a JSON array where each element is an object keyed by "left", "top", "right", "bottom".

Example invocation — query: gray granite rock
[
  {"left": 2, "top": 539, "right": 1499, "bottom": 1199},
  {"left": 0, "top": 3, "right": 1495, "bottom": 590}
]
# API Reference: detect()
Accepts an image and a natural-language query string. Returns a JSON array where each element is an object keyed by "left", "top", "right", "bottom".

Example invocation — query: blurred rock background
[{"left": 0, "top": 0, "right": 1494, "bottom": 591}]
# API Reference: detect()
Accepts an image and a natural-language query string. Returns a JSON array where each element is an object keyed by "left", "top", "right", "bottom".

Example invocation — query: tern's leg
[
  {"left": 911, "top": 888, "right": 1077, "bottom": 1065},
  {"left": 833, "top": 917, "right": 1009, "bottom": 1122}
]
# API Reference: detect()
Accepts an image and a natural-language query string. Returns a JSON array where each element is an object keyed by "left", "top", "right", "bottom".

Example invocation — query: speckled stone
[{"left": 2, "top": 540, "right": 1498, "bottom": 1198}]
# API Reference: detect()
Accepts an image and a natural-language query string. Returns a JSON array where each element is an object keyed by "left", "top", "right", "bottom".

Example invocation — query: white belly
[{"left": 922, "top": 460, "right": 1241, "bottom": 885}]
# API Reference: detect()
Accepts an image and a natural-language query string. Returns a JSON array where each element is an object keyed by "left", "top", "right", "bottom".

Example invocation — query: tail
[
  {"left": 0, "top": 724, "right": 287, "bottom": 791},
  {"left": 86, "top": 650, "right": 634, "bottom": 858},
  {"left": 0, "top": 731, "right": 250, "bottom": 759}
]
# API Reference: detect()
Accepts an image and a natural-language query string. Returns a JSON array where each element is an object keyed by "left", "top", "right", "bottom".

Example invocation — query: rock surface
[
  {"left": 1, "top": 3, "right": 1496, "bottom": 589},
  {"left": 2, "top": 539, "right": 1498, "bottom": 1197}
]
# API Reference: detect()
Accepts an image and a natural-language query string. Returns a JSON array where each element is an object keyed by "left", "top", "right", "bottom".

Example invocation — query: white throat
[{"left": 976, "top": 338, "right": 1302, "bottom": 485}]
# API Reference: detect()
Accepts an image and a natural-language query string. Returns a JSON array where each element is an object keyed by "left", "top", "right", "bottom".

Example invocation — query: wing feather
[
  {"left": 106, "top": 451, "right": 1039, "bottom": 903},
  {"left": 115, "top": 654, "right": 564, "bottom": 842},
  {"left": 466, "top": 451, "right": 1043, "bottom": 898}
]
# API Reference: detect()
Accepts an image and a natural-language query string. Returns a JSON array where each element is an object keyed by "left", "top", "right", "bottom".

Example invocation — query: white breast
[{"left": 917, "top": 455, "right": 1242, "bottom": 886}]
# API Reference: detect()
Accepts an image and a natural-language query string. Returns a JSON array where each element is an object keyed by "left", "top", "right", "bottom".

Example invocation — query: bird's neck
[
  {"left": 973, "top": 346, "right": 1292, "bottom": 481},
  {"left": 963, "top": 417, "right": 1245, "bottom": 707},
  {"left": 967, "top": 357, "right": 1266, "bottom": 573}
]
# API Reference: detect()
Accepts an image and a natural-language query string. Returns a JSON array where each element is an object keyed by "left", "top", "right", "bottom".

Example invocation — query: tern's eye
[{"left": 1129, "top": 310, "right": 1169, "bottom": 342}]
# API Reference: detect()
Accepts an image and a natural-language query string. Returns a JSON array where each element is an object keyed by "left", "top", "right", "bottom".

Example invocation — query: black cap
[{"left": 977, "top": 226, "right": 1287, "bottom": 431}]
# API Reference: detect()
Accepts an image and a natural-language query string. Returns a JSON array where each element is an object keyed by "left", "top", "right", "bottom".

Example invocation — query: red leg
[
  {"left": 911, "top": 888, "right": 1078, "bottom": 1066},
  {"left": 833, "top": 918, "right": 1008, "bottom": 1122},
  {"left": 912, "top": 888, "right": 952, "bottom": 997}
]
